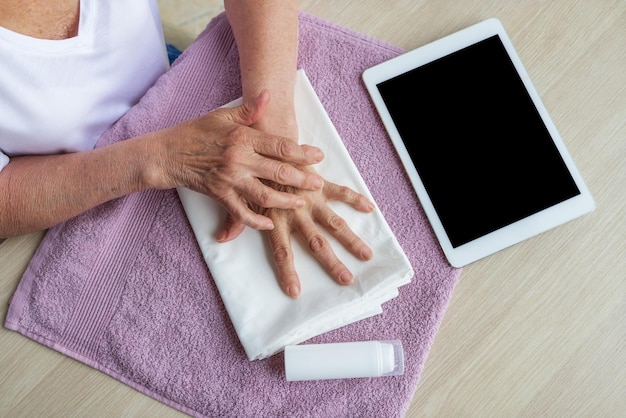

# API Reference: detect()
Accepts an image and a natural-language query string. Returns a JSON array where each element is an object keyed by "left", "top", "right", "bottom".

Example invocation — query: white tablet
[{"left": 363, "top": 18, "right": 594, "bottom": 267}]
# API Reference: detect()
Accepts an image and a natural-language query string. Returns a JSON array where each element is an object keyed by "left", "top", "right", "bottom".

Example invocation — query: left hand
[
  {"left": 217, "top": 164, "right": 375, "bottom": 298},
  {"left": 213, "top": 79, "right": 375, "bottom": 298},
  {"left": 226, "top": 0, "right": 350, "bottom": 297}
]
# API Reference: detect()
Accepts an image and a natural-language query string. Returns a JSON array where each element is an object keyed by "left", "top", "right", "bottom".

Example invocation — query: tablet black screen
[{"left": 377, "top": 35, "right": 580, "bottom": 248}]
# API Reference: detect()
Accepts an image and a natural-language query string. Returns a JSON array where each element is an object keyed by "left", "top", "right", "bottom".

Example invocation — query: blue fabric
[{"left": 166, "top": 43, "right": 182, "bottom": 64}]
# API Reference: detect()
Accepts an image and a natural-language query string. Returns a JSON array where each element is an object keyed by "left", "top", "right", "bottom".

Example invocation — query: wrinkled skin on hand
[
  {"left": 219, "top": 165, "right": 375, "bottom": 299},
  {"left": 210, "top": 89, "right": 375, "bottom": 299},
  {"left": 155, "top": 90, "right": 325, "bottom": 231}
]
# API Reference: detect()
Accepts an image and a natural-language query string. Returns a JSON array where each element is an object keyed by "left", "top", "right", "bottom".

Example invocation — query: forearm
[
  {"left": 224, "top": 0, "right": 299, "bottom": 138},
  {"left": 0, "top": 99, "right": 325, "bottom": 238},
  {"left": 0, "top": 136, "right": 153, "bottom": 237}
]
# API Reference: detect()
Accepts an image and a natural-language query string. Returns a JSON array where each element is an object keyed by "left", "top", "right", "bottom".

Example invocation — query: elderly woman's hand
[
  {"left": 219, "top": 164, "right": 375, "bottom": 299},
  {"left": 149, "top": 90, "right": 325, "bottom": 231},
  {"left": 211, "top": 85, "right": 375, "bottom": 298}
]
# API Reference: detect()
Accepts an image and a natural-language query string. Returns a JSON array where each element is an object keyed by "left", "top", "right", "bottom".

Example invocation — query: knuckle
[
  {"left": 308, "top": 234, "right": 327, "bottom": 254},
  {"left": 220, "top": 147, "right": 238, "bottom": 165},
  {"left": 226, "top": 126, "right": 248, "bottom": 145},
  {"left": 257, "top": 189, "right": 271, "bottom": 207},
  {"left": 232, "top": 125, "right": 247, "bottom": 140},
  {"left": 221, "top": 130, "right": 249, "bottom": 164},
  {"left": 327, "top": 214, "right": 347, "bottom": 232},
  {"left": 275, "top": 163, "right": 291, "bottom": 183},
  {"left": 336, "top": 185, "right": 353, "bottom": 201},
  {"left": 279, "top": 139, "right": 296, "bottom": 158},
  {"left": 272, "top": 244, "right": 291, "bottom": 263}
]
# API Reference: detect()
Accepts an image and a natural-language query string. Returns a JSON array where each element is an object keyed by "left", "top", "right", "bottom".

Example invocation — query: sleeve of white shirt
[{"left": 0, "top": 150, "right": 9, "bottom": 172}]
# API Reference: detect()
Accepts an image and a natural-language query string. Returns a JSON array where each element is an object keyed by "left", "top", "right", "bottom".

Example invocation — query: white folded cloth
[{"left": 177, "top": 70, "right": 413, "bottom": 360}]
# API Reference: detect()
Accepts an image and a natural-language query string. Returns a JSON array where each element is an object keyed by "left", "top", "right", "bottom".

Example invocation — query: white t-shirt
[{"left": 0, "top": 0, "right": 169, "bottom": 172}]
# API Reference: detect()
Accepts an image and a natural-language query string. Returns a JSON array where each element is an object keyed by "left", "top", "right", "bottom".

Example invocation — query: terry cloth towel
[
  {"left": 5, "top": 12, "right": 461, "bottom": 418},
  {"left": 177, "top": 69, "right": 414, "bottom": 361}
]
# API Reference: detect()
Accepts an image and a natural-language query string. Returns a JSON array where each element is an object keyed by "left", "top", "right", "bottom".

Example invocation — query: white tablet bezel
[{"left": 363, "top": 18, "right": 594, "bottom": 267}]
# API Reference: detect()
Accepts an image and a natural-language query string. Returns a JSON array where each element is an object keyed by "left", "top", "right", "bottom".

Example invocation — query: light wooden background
[{"left": 1, "top": 1, "right": 624, "bottom": 416}]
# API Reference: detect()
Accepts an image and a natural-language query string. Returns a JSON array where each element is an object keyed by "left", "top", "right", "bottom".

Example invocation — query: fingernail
[
  {"left": 295, "top": 198, "right": 306, "bottom": 208},
  {"left": 313, "top": 177, "right": 323, "bottom": 189},
  {"left": 216, "top": 230, "right": 227, "bottom": 242},
  {"left": 361, "top": 247, "right": 373, "bottom": 260},
  {"left": 288, "top": 284, "right": 301, "bottom": 298},
  {"left": 339, "top": 271, "right": 353, "bottom": 285}
]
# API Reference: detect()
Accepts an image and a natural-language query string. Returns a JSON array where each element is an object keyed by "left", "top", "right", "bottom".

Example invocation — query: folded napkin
[
  {"left": 178, "top": 70, "right": 413, "bottom": 360},
  {"left": 5, "top": 12, "right": 461, "bottom": 418}
]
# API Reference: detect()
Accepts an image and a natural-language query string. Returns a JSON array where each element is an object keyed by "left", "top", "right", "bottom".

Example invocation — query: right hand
[{"left": 148, "top": 90, "right": 325, "bottom": 231}]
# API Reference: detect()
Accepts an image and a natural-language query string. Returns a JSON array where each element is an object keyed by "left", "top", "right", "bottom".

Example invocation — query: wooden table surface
[{"left": 1, "top": 1, "right": 624, "bottom": 416}]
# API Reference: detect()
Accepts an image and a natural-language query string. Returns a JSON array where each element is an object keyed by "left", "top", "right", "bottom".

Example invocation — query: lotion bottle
[{"left": 284, "top": 340, "right": 404, "bottom": 381}]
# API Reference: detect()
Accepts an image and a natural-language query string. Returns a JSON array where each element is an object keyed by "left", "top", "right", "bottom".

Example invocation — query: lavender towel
[{"left": 5, "top": 12, "right": 461, "bottom": 418}]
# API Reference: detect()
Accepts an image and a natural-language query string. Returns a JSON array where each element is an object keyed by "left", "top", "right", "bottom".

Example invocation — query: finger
[
  {"left": 216, "top": 214, "right": 246, "bottom": 243},
  {"left": 323, "top": 182, "right": 375, "bottom": 212},
  {"left": 314, "top": 206, "right": 373, "bottom": 261},
  {"left": 237, "top": 91, "right": 325, "bottom": 165},
  {"left": 248, "top": 132, "right": 324, "bottom": 166},
  {"left": 253, "top": 157, "right": 323, "bottom": 191},
  {"left": 266, "top": 220, "right": 301, "bottom": 298},
  {"left": 295, "top": 216, "right": 354, "bottom": 286},
  {"left": 218, "top": 193, "right": 275, "bottom": 231},
  {"left": 237, "top": 180, "right": 306, "bottom": 210}
]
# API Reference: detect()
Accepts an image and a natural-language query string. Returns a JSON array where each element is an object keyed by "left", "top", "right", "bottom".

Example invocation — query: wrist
[
  {"left": 254, "top": 101, "right": 298, "bottom": 141},
  {"left": 131, "top": 131, "right": 172, "bottom": 191}
]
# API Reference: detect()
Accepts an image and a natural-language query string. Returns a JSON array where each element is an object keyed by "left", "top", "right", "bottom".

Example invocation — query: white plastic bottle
[{"left": 284, "top": 340, "right": 404, "bottom": 381}]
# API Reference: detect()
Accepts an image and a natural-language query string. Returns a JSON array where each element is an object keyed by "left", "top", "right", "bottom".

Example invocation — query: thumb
[{"left": 229, "top": 89, "right": 270, "bottom": 127}]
